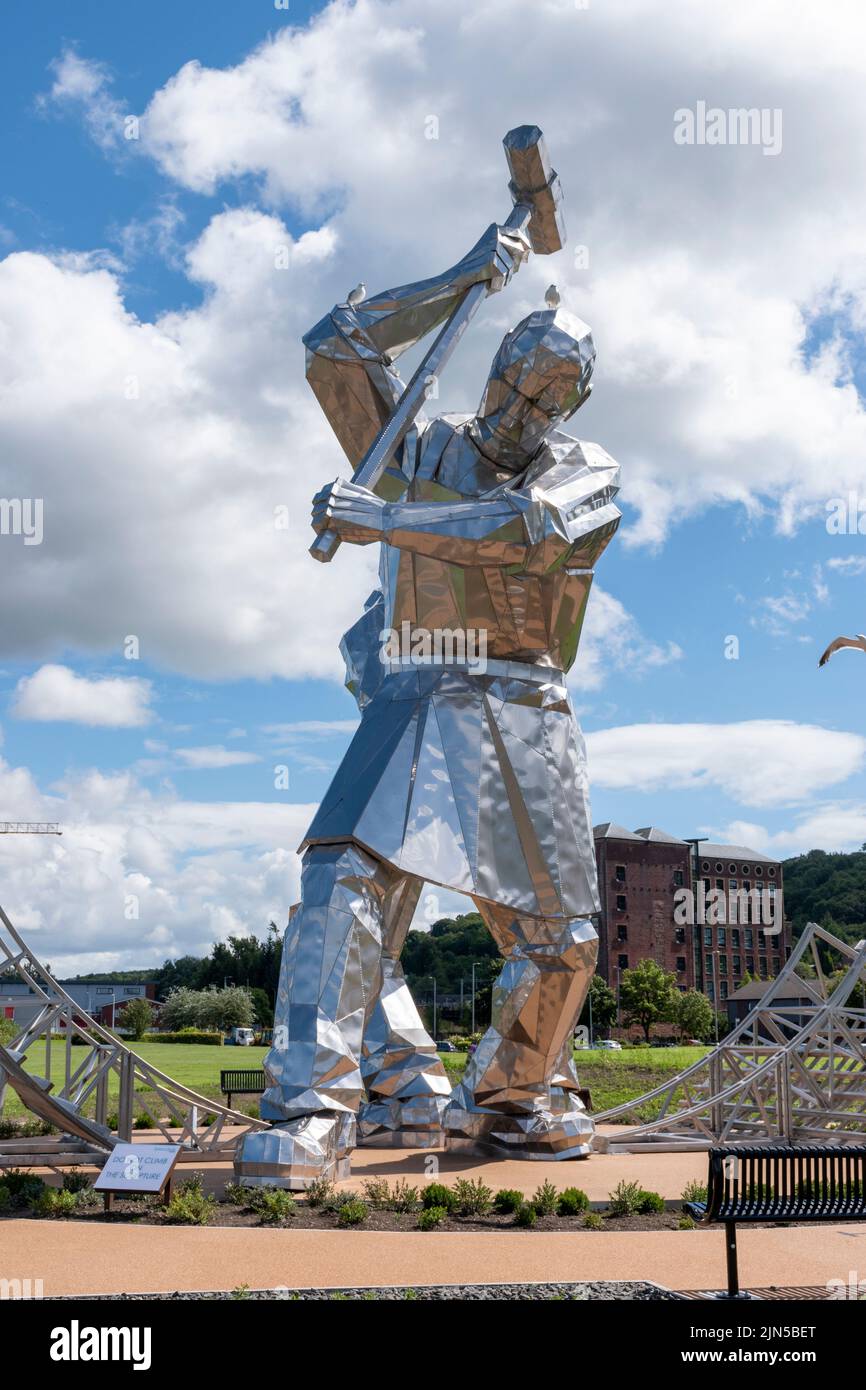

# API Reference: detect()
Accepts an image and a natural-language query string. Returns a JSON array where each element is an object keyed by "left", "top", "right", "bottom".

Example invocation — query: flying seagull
[
  {"left": 818, "top": 633, "right": 866, "bottom": 667},
  {"left": 346, "top": 281, "right": 366, "bottom": 307},
  {"left": 545, "top": 283, "right": 560, "bottom": 308}
]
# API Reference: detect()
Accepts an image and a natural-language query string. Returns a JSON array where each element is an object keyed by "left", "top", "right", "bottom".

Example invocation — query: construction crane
[{"left": 0, "top": 823, "right": 62, "bottom": 835}]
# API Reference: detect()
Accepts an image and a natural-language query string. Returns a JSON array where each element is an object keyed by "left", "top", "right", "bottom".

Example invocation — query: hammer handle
[{"left": 310, "top": 202, "right": 532, "bottom": 562}]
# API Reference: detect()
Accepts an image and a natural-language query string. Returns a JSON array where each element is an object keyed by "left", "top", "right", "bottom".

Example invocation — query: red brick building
[{"left": 592, "top": 825, "right": 791, "bottom": 1009}]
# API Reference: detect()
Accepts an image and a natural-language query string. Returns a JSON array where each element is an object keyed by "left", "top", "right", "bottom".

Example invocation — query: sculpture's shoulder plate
[
  {"left": 339, "top": 587, "right": 387, "bottom": 710},
  {"left": 517, "top": 433, "right": 622, "bottom": 570}
]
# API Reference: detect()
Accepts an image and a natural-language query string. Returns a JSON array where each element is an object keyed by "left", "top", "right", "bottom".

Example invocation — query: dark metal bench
[
  {"left": 220, "top": 1069, "right": 266, "bottom": 1109},
  {"left": 685, "top": 1144, "right": 866, "bottom": 1299}
]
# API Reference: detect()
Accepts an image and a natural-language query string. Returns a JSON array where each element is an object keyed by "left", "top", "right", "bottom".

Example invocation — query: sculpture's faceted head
[{"left": 470, "top": 307, "right": 595, "bottom": 471}]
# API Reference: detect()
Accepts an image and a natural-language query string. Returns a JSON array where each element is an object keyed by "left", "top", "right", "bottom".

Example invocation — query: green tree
[
  {"left": 160, "top": 986, "right": 204, "bottom": 1031},
  {"left": 120, "top": 997, "right": 154, "bottom": 1040},
  {"left": 579, "top": 975, "right": 617, "bottom": 1037},
  {"left": 619, "top": 960, "right": 679, "bottom": 1042},
  {"left": 672, "top": 988, "right": 714, "bottom": 1043},
  {"left": 197, "top": 986, "right": 255, "bottom": 1032}
]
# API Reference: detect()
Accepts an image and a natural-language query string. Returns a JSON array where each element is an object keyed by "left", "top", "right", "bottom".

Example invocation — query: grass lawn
[{"left": 4, "top": 1040, "right": 709, "bottom": 1123}]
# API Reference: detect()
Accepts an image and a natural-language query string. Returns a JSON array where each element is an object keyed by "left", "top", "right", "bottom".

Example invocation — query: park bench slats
[
  {"left": 220, "top": 1069, "right": 266, "bottom": 1108},
  {"left": 685, "top": 1144, "right": 866, "bottom": 1298}
]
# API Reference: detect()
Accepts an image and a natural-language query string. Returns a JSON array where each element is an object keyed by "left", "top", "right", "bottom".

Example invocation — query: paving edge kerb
[{"left": 40, "top": 1280, "right": 683, "bottom": 1301}]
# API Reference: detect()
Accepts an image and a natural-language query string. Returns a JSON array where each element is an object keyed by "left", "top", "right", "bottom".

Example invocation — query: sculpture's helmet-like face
[{"left": 470, "top": 307, "right": 595, "bottom": 471}]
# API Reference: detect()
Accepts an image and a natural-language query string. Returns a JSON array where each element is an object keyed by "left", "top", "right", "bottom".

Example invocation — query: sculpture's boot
[
  {"left": 445, "top": 905, "right": 598, "bottom": 1159},
  {"left": 358, "top": 877, "right": 451, "bottom": 1147},
  {"left": 234, "top": 841, "right": 392, "bottom": 1189}
]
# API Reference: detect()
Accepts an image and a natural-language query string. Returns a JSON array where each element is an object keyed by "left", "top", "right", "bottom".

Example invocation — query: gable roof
[
  {"left": 634, "top": 826, "right": 689, "bottom": 845},
  {"left": 593, "top": 822, "right": 644, "bottom": 842}
]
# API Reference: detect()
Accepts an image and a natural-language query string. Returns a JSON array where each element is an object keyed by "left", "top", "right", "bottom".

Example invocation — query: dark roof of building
[
  {"left": 697, "top": 842, "right": 780, "bottom": 866},
  {"left": 730, "top": 977, "right": 822, "bottom": 1003},
  {"left": 634, "top": 826, "right": 689, "bottom": 845},
  {"left": 593, "top": 822, "right": 645, "bottom": 842}
]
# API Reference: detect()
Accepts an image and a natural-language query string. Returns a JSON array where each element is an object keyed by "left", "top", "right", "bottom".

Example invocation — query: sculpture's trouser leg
[
  {"left": 359, "top": 877, "right": 451, "bottom": 1147},
  {"left": 445, "top": 901, "right": 598, "bottom": 1159},
  {"left": 234, "top": 841, "right": 393, "bottom": 1188}
]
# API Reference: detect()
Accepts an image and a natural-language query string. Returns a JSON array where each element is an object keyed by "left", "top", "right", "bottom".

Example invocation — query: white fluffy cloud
[
  {"left": 12, "top": 664, "right": 153, "bottom": 727},
  {"left": 9, "top": 0, "right": 865, "bottom": 682},
  {"left": 0, "top": 747, "right": 313, "bottom": 973},
  {"left": 587, "top": 720, "right": 866, "bottom": 807}
]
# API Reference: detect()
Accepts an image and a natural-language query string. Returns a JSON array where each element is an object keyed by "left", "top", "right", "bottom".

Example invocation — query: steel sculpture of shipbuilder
[{"left": 235, "top": 127, "right": 621, "bottom": 1188}]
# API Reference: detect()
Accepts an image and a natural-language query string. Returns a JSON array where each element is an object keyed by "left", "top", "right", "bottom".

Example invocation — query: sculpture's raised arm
[{"left": 303, "top": 223, "right": 529, "bottom": 470}]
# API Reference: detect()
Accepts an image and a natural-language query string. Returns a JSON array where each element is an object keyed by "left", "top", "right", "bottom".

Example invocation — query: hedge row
[{"left": 143, "top": 1031, "right": 223, "bottom": 1046}]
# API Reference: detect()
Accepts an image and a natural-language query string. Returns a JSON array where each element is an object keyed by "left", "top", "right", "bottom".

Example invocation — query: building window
[
  {"left": 615, "top": 864, "right": 626, "bottom": 883},
  {"left": 755, "top": 865, "right": 763, "bottom": 877},
  {"left": 617, "top": 954, "right": 628, "bottom": 970},
  {"left": 703, "top": 927, "right": 712, "bottom": 946},
  {"left": 707, "top": 982, "right": 715, "bottom": 1000},
  {"left": 772, "top": 957, "right": 780, "bottom": 974},
  {"left": 759, "top": 956, "right": 768, "bottom": 977},
  {"left": 715, "top": 878, "right": 724, "bottom": 890},
  {"left": 743, "top": 881, "right": 750, "bottom": 895},
  {"left": 733, "top": 955, "right": 741, "bottom": 975},
  {"left": 731, "top": 929, "right": 740, "bottom": 949},
  {"left": 675, "top": 927, "right": 685, "bottom": 944},
  {"left": 705, "top": 953, "right": 714, "bottom": 976},
  {"left": 745, "top": 928, "right": 754, "bottom": 948},
  {"left": 741, "top": 865, "right": 750, "bottom": 876},
  {"left": 720, "top": 981, "right": 729, "bottom": 1000},
  {"left": 728, "top": 878, "right": 737, "bottom": 892},
  {"left": 715, "top": 862, "right": 724, "bottom": 874},
  {"left": 616, "top": 895, "right": 627, "bottom": 912},
  {"left": 746, "top": 955, "right": 755, "bottom": 973},
  {"left": 768, "top": 866, "right": 776, "bottom": 878},
  {"left": 673, "top": 869, "right": 684, "bottom": 887},
  {"left": 717, "top": 927, "right": 726, "bottom": 947},
  {"left": 676, "top": 956, "right": 686, "bottom": 972},
  {"left": 617, "top": 925, "right": 627, "bottom": 943},
  {"left": 718, "top": 956, "right": 728, "bottom": 976}
]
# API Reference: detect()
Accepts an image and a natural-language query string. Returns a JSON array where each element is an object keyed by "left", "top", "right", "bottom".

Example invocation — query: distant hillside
[{"left": 783, "top": 848, "right": 866, "bottom": 946}]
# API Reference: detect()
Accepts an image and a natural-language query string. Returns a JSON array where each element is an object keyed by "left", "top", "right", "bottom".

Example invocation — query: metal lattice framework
[
  {"left": 594, "top": 922, "right": 866, "bottom": 1152},
  {"left": 0, "top": 902, "right": 267, "bottom": 1167}
]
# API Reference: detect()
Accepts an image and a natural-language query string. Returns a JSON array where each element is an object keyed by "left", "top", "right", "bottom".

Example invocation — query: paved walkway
[{"left": 2, "top": 1219, "right": 862, "bottom": 1296}]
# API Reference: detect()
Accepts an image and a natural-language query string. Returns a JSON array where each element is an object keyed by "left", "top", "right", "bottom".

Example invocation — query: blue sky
[{"left": 2, "top": 0, "right": 866, "bottom": 970}]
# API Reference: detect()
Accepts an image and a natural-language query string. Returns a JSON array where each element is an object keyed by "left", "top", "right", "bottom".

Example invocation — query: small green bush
[
  {"left": 515, "top": 1202, "right": 537, "bottom": 1229},
  {"left": 223, "top": 1181, "right": 249, "bottom": 1206},
  {"left": 165, "top": 1183, "right": 215, "bottom": 1226},
  {"left": 417, "top": 1205, "right": 448, "bottom": 1230},
  {"left": 494, "top": 1188, "right": 524, "bottom": 1214},
  {"left": 133, "top": 1113, "right": 154, "bottom": 1130},
  {"left": 323, "top": 1188, "right": 361, "bottom": 1213},
  {"left": 390, "top": 1179, "right": 420, "bottom": 1214},
  {"left": 608, "top": 1180, "right": 644, "bottom": 1216},
  {"left": 557, "top": 1186, "right": 590, "bottom": 1217},
  {"left": 305, "top": 1177, "right": 334, "bottom": 1208},
  {"left": 61, "top": 1171, "right": 92, "bottom": 1194},
  {"left": 583, "top": 1211, "right": 604, "bottom": 1230},
  {"left": 0, "top": 1186, "right": 10, "bottom": 1213},
  {"left": 361, "top": 1177, "right": 392, "bottom": 1209},
  {"left": 636, "top": 1188, "right": 665, "bottom": 1215},
  {"left": 678, "top": 1214, "right": 696, "bottom": 1230},
  {"left": 531, "top": 1180, "right": 558, "bottom": 1216},
  {"left": 0, "top": 1170, "right": 45, "bottom": 1209},
  {"left": 337, "top": 1199, "right": 368, "bottom": 1227},
  {"left": 453, "top": 1177, "right": 493, "bottom": 1216},
  {"left": 681, "top": 1180, "right": 708, "bottom": 1206},
  {"left": 422, "top": 1181, "right": 456, "bottom": 1211},
  {"left": 257, "top": 1189, "right": 297, "bottom": 1225},
  {"left": 35, "top": 1188, "right": 78, "bottom": 1218}
]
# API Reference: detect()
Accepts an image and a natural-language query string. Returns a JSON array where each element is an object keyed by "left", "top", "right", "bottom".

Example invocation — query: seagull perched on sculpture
[
  {"left": 818, "top": 633, "right": 866, "bottom": 667},
  {"left": 346, "top": 282, "right": 366, "bottom": 307}
]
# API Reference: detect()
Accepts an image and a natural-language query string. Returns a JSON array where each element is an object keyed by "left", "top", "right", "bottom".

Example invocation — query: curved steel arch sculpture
[
  {"left": 0, "top": 902, "right": 267, "bottom": 1167},
  {"left": 594, "top": 923, "right": 866, "bottom": 1151}
]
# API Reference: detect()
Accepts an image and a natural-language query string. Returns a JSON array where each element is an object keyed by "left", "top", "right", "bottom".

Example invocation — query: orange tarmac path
[{"left": 2, "top": 1219, "right": 863, "bottom": 1296}]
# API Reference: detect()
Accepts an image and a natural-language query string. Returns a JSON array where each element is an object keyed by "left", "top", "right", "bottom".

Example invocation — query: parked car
[
  {"left": 593, "top": 1039, "right": 622, "bottom": 1050},
  {"left": 436, "top": 1040, "right": 457, "bottom": 1052},
  {"left": 227, "top": 1027, "right": 255, "bottom": 1046}
]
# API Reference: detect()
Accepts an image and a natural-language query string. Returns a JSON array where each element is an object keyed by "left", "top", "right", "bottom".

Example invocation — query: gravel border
[{"left": 44, "top": 1280, "right": 682, "bottom": 1301}]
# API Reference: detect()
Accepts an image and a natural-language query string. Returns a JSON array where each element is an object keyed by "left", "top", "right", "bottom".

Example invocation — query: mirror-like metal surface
[{"left": 236, "top": 129, "right": 620, "bottom": 1186}]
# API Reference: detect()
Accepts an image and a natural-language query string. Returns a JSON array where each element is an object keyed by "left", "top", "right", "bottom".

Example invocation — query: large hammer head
[{"left": 503, "top": 125, "right": 565, "bottom": 256}]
